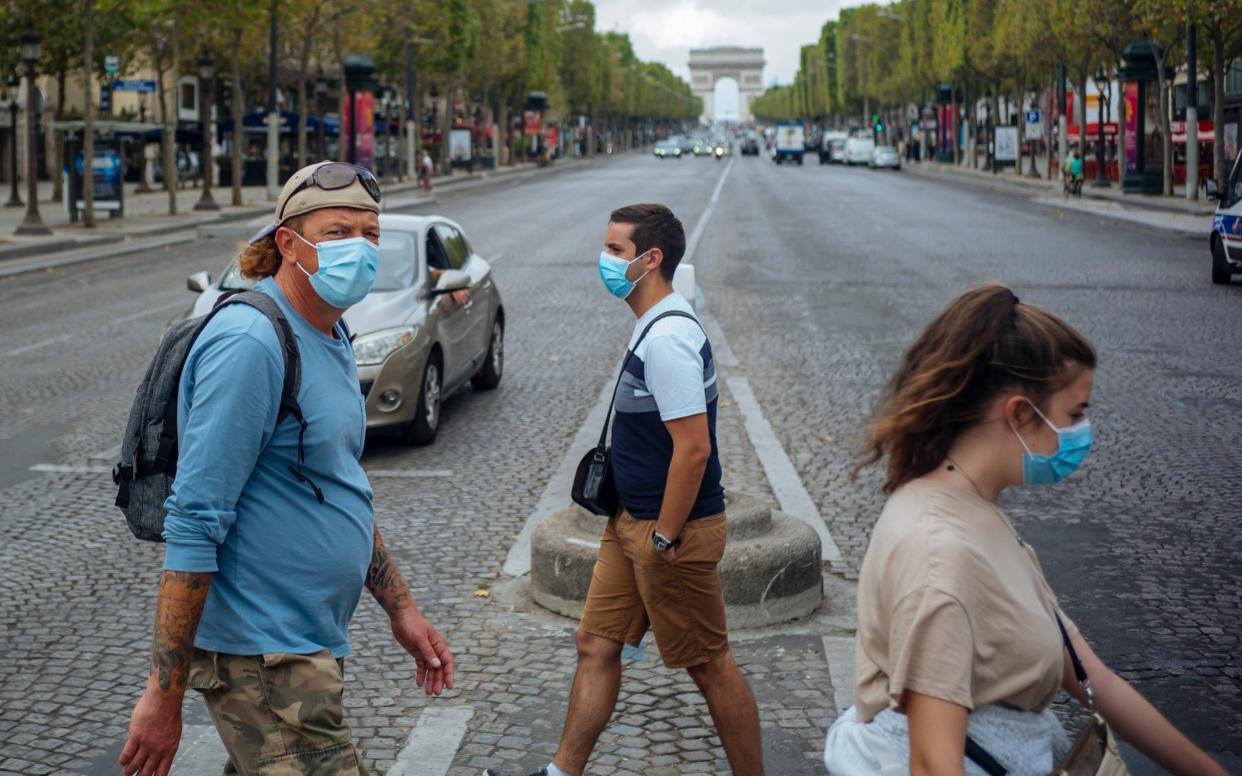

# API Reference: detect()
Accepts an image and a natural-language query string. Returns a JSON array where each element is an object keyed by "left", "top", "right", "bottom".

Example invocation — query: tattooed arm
[
  {"left": 367, "top": 526, "right": 456, "bottom": 696},
  {"left": 119, "top": 571, "right": 211, "bottom": 776}
]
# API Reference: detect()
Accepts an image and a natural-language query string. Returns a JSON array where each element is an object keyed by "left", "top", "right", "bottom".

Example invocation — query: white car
[
  {"left": 869, "top": 145, "right": 901, "bottom": 170},
  {"left": 1208, "top": 152, "right": 1242, "bottom": 284},
  {"left": 183, "top": 214, "right": 505, "bottom": 444},
  {"left": 845, "top": 137, "right": 875, "bottom": 165}
]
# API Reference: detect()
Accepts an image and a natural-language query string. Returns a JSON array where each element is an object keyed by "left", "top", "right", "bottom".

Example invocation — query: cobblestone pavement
[{"left": 0, "top": 150, "right": 1238, "bottom": 776}]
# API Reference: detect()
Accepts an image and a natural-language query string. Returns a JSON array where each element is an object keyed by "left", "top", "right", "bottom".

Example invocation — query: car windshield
[{"left": 218, "top": 229, "right": 419, "bottom": 293}]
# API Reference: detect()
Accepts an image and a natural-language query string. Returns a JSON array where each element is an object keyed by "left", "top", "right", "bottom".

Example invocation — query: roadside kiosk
[{"left": 1119, "top": 39, "right": 1172, "bottom": 195}]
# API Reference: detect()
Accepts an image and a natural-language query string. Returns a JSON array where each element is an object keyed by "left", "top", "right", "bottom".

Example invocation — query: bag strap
[
  {"left": 964, "top": 613, "right": 1088, "bottom": 776},
  {"left": 595, "top": 310, "right": 703, "bottom": 450}
]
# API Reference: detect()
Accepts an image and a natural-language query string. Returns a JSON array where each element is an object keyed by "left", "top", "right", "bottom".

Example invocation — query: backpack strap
[
  {"left": 156, "top": 289, "right": 323, "bottom": 504},
  {"left": 595, "top": 309, "right": 703, "bottom": 450}
]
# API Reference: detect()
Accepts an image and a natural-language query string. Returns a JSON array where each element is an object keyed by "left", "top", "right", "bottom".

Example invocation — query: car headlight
[{"left": 353, "top": 326, "right": 418, "bottom": 366}]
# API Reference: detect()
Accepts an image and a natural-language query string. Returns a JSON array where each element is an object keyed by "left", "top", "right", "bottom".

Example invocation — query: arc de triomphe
[{"left": 688, "top": 47, "right": 765, "bottom": 123}]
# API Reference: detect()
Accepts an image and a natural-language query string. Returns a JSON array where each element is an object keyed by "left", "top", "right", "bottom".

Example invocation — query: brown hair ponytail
[{"left": 858, "top": 283, "right": 1096, "bottom": 494}]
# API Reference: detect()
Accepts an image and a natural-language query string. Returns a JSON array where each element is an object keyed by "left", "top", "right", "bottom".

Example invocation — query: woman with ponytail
[{"left": 823, "top": 284, "right": 1225, "bottom": 775}]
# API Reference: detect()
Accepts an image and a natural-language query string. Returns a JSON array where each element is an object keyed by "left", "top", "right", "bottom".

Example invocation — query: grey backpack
[{"left": 112, "top": 290, "right": 316, "bottom": 542}]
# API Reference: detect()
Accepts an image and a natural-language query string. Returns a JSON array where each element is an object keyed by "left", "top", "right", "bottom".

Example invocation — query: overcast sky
[{"left": 592, "top": 0, "right": 863, "bottom": 112}]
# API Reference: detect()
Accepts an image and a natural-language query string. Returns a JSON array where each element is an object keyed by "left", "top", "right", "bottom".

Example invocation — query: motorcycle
[{"left": 1063, "top": 171, "right": 1083, "bottom": 199}]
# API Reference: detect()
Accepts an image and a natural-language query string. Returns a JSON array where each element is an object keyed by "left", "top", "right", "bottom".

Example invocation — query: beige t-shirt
[{"left": 854, "top": 479, "right": 1078, "bottom": 722}]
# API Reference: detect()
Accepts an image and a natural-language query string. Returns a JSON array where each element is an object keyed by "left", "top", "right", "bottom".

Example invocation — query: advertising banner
[
  {"left": 1125, "top": 82, "right": 1139, "bottom": 174},
  {"left": 341, "top": 92, "right": 375, "bottom": 170},
  {"left": 449, "top": 128, "right": 473, "bottom": 162}
]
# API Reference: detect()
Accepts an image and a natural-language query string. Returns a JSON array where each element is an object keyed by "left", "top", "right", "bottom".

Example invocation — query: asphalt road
[{"left": 0, "top": 149, "right": 1238, "bottom": 775}]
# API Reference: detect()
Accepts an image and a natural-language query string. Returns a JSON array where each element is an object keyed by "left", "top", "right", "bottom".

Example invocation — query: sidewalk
[
  {"left": 0, "top": 158, "right": 585, "bottom": 278},
  {"left": 907, "top": 159, "right": 1214, "bottom": 237}
]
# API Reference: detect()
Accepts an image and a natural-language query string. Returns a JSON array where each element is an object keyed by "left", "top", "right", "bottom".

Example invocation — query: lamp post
[
  {"left": 15, "top": 26, "right": 48, "bottom": 236},
  {"left": 194, "top": 53, "right": 219, "bottom": 210},
  {"left": 265, "top": 0, "right": 279, "bottom": 199},
  {"left": 6, "top": 77, "right": 21, "bottom": 207},
  {"left": 1092, "top": 67, "right": 1110, "bottom": 188}
]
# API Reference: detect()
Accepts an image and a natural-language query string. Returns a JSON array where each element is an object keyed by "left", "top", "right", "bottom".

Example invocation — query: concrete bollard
[{"left": 531, "top": 492, "right": 823, "bottom": 629}]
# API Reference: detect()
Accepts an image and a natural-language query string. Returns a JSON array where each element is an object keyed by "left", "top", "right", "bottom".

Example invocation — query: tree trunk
[
  {"left": 83, "top": 0, "right": 95, "bottom": 228},
  {"left": 164, "top": 15, "right": 180, "bottom": 215},
  {"left": 439, "top": 77, "right": 454, "bottom": 175},
  {"left": 52, "top": 68, "right": 66, "bottom": 202},
  {"left": 951, "top": 86, "right": 959, "bottom": 165},
  {"left": 297, "top": 74, "right": 308, "bottom": 169},
  {"left": 1015, "top": 84, "right": 1025, "bottom": 177},
  {"left": 231, "top": 27, "right": 244, "bottom": 206},
  {"left": 1152, "top": 51, "right": 1173, "bottom": 196},
  {"left": 1115, "top": 57, "right": 1126, "bottom": 185},
  {"left": 1212, "top": 26, "right": 1226, "bottom": 187}
]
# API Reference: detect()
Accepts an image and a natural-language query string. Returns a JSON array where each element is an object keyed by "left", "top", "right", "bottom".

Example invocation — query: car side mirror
[
  {"left": 429, "top": 268, "right": 470, "bottom": 296},
  {"left": 1205, "top": 178, "right": 1219, "bottom": 200},
  {"left": 187, "top": 271, "right": 211, "bottom": 293}
]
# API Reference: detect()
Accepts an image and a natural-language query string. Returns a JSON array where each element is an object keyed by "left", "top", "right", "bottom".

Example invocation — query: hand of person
[
  {"left": 391, "top": 610, "right": 455, "bottom": 696},
  {"left": 450, "top": 289, "right": 470, "bottom": 306},
  {"left": 118, "top": 682, "right": 183, "bottom": 776},
  {"left": 658, "top": 546, "right": 677, "bottom": 563}
]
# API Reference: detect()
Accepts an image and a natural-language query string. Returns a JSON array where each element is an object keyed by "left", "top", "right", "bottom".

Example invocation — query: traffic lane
[{"left": 704, "top": 155, "right": 1242, "bottom": 755}]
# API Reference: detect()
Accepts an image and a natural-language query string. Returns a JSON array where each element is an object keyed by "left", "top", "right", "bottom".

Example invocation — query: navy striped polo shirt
[{"left": 611, "top": 293, "right": 725, "bottom": 521}]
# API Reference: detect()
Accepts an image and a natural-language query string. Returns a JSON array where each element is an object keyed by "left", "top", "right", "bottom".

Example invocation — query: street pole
[
  {"left": 6, "top": 79, "right": 21, "bottom": 207},
  {"left": 1093, "top": 70, "right": 1110, "bottom": 188},
  {"left": 265, "top": 0, "right": 279, "bottom": 200},
  {"left": 195, "top": 54, "right": 219, "bottom": 210},
  {"left": 1186, "top": 25, "right": 1199, "bottom": 201},
  {"left": 15, "top": 27, "right": 50, "bottom": 236},
  {"left": 1058, "top": 62, "right": 1068, "bottom": 180}
]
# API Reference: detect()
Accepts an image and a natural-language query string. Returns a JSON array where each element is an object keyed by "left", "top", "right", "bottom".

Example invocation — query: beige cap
[{"left": 250, "top": 161, "right": 381, "bottom": 243}]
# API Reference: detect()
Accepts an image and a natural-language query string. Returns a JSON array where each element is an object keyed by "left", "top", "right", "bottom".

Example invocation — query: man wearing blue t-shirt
[
  {"left": 489, "top": 204, "right": 763, "bottom": 776},
  {"left": 120, "top": 162, "right": 454, "bottom": 776}
]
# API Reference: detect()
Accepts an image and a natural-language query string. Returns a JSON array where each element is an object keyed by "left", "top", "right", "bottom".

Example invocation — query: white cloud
[{"left": 592, "top": 0, "right": 863, "bottom": 87}]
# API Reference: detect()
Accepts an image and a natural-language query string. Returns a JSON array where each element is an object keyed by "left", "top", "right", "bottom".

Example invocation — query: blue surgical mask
[
  {"left": 293, "top": 232, "right": 379, "bottom": 309},
  {"left": 1012, "top": 400, "right": 1092, "bottom": 486},
  {"left": 598, "top": 249, "right": 650, "bottom": 299}
]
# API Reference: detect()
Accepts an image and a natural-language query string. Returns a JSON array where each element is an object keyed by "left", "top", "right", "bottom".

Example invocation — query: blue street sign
[
  {"left": 113, "top": 79, "right": 156, "bottom": 93},
  {"left": 100, "top": 86, "right": 111, "bottom": 114},
  {"left": 1025, "top": 109, "right": 1041, "bottom": 124}
]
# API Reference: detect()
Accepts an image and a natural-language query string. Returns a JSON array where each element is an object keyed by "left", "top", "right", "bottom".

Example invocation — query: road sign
[
  {"left": 99, "top": 86, "right": 111, "bottom": 114},
  {"left": 1025, "top": 109, "right": 1040, "bottom": 124},
  {"left": 113, "top": 79, "right": 156, "bottom": 93},
  {"left": 104, "top": 55, "right": 120, "bottom": 75}
]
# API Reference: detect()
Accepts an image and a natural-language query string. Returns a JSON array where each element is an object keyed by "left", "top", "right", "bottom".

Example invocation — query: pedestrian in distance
[
  {"left": 823, "top": 283, "right": 1228, "bottom": 775},
  {"left": 421, "top": 151, "right": 435, "bottom": 192},
  {"left": 486, "top": 204, "right": 764, "bottom": 776},
  {"left": 119, "top": 161, "right": 455, "bottom": 776}
]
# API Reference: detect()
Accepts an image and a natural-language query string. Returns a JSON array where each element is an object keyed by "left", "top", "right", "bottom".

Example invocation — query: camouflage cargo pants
[{"left": 188, "top": 648, "right": 369, "bottom": 776}]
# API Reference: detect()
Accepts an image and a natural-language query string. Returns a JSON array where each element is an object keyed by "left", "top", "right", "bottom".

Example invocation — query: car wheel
[
  {"left": 471, "top": 318, "right": 504, "bottom": 390},
  {"left": 1212, "top": 236, "right": 1234, "bottom": 285},
  {"left": 401, "top": 353, "right": 442, "bottom": 445}
]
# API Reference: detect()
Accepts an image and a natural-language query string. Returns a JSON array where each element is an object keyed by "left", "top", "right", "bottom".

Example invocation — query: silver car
[
  {"left": 869, "top": 145, "right": 902, "bottom": 170},
  {"left": 184, "top": 213, "right": 505, "bottom": 445}
]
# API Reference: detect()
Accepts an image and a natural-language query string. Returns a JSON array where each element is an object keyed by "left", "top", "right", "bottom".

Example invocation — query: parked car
[
  {"left": 182, "top": 214, "right": 505, "bottom": 444},
  {"left": 844, "top": 136, "right": 876, "bottom": 165},
  {"left": 1208, "top": 152, "right": 1242, "bottom": 284},
  {"left": 869, "top": 145, "right": 901, "bottom": 170},
  {"left": 654, "top": 140, "right": 683, "bottom": 159}
]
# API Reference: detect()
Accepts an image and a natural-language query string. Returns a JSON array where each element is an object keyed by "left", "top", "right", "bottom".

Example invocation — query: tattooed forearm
[
  {"left": 151, "top": 571, "right": 212, "bottom": 693},
  {"left": 365, "top": 528, "right": 415, "bottom": 616}
]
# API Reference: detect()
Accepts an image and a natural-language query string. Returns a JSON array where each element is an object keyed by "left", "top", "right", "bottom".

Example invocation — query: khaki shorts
[
  {"left": 188, "top": 649, "right": 368, "bottom": 776},
  {"left": 579, "top": 509, "right": 729, "bottom": 669}
]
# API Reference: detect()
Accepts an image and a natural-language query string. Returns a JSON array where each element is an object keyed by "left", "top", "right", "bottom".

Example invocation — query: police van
[{"left": 1208, "top": 152, "right": 1242, "bottom": 284}]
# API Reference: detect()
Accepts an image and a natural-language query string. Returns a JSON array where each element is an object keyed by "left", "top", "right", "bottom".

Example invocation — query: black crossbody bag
[{"left": 571, "top": 310, "right": 699, "bottom": 516}]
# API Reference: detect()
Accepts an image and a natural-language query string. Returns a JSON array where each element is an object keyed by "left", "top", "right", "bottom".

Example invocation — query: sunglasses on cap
[{"left": 278, "top": 162, "right": 382, "bottom": 222}]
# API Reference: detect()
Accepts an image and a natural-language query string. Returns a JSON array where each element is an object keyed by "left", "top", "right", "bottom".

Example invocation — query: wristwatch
[{"left": 652, "top": 530, "right": 681, "bottom": 552}]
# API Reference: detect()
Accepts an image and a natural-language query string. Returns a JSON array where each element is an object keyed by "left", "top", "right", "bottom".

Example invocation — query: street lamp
[
  {"left": 1091, "top": 66, "right": 1110, "bottom": 188},
  {"left": 315, "top": 72, "right": 327, "bottom": 160},
  {"left": 15, "top": 26, "right": 49, "bottom": 236},
  {"left": 194, "top": 53, "right": 219, "bottom": 210},
  {"left": 5, "top": 76, "right": 22, "bottom": 207}
]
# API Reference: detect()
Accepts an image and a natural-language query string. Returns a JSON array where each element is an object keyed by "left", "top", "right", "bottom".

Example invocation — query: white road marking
[
  {"left": 170, "top": 724, "right": 228, "bottom": 775},
  {"left": 29, "top": 463, "right": 113, "bottom": 475},
  {"left": 388, "top": 704, "right": 474, "bottom": 776},
  {"left": 3, "top": 333, "right": 75, "bottom": 357},
  {"left": 695, "top": 290, "right": 738, "bottom": 368},
  {"left": 114, "top": 300, "right": 189, "bottom": 324},
  {"left": 367, "top": 468, "right": 455, "bottom": 478},
  {"left": 683, "top": 156, "right": 733, "bottom": 265},
  {"left": 503, "top": 381, "right": 613, "bottom": 577},
  {"left": 725, "top": 376, "right": 842, "bottom": 563},
  {"left": 565, "top": 536, "right": 601, "bottom": 550},
  {"left": 486, "top": 251, "right": 506, "bottom": 263},
  {"left": 822, "top": 636, "right": 856, "bottom": 714}
]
